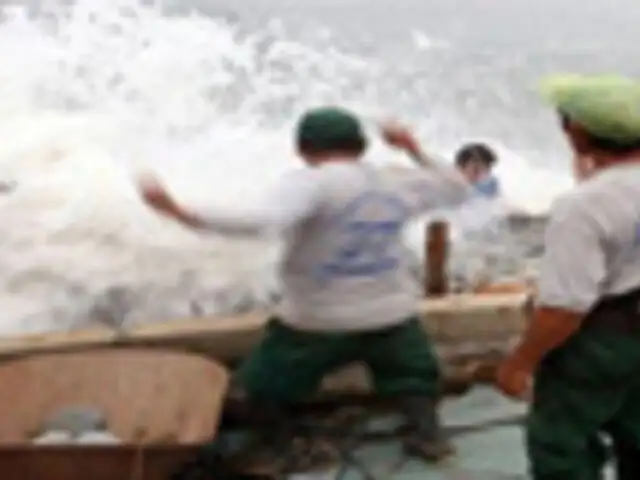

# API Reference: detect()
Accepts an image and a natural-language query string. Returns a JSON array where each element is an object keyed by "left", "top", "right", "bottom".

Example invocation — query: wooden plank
[{"left": 0, "top": 293, "right": 530, "bottom": 362}]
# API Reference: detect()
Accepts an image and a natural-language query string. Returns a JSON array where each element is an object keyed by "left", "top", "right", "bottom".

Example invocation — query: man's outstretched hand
[
  {"left": 137, "top": 173, "right": 178, "bottom": 216},
  {"left": 380, "top": 123, "right": 420, "bottom": 156}
]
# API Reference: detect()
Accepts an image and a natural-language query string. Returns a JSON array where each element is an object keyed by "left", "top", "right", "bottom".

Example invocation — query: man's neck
[
  {"left": 581, "top": 154, "right": 640, "bottom": 183},
  {"left": 594, "top": 150, "right": 640, "bottom": 169}
]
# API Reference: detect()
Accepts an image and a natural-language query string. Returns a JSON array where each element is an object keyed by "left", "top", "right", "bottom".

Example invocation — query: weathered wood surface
[
  {"left": 0, "top": 349, "right": 229, "bottom": 445},
  {"left": 0, "top": 293, "right": 530, "bottom": 365},
  {"left": 425, "top": 220, "right": 450, "bottom": 297}
]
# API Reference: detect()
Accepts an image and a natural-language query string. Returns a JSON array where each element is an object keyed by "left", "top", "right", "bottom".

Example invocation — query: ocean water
[{"left": 0, "top": 0, "right": 637, "bottom": 336}]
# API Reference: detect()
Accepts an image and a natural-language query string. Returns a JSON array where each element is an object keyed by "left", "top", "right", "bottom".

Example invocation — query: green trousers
[
  {"left": 527, "top": 326, "right": 640, "bottom": 479},
  {"left": 236, "top": 316, "right": 441, "bottom": 406}
]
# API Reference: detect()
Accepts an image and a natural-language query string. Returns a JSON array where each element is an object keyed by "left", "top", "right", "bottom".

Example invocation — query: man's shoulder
[
  {"left": 549, "top": 188, "right": 585, "bottom": 214},
  {"left": 274, "top": 164, "right": 366, "bottom": 200},
  {"left": 547, "top": 182, "right": 606, "bottom": 227},
  {"left": 264, "top": 167, "right": 330, "bottom": 207},
  {"left": 274, "top": 166, "right": 328, "bottom": 189},
  {"left": 554, "top": 171, "right": 622, "bottom": 210},
  {"left": 378, "top": 165, "right": 415, "bottom": 173}
]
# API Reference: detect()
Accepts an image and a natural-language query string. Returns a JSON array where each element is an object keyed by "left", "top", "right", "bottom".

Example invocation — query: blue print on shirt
[{"left": 316, "top": 192, "right": 408, "bottom": 280}]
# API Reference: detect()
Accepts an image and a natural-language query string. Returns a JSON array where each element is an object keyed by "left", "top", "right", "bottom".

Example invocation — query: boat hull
[{"left": 0, "top": 293, "right": 530, "bottom": 393}]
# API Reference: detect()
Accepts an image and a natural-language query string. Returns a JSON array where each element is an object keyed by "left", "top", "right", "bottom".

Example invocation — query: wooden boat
[
  {"left": 0, "top": 220, "right": 537, "bottom": 478},
  {"left": 0, "top": 289, "right": 531, "bottom": 478},
  {"left": 0, "top": 292, "right": 529, "bottom": 360},
  {"left": 0, "top": 348, "right": 230, "bottom": 480},
  {"left": 0, "top": 291, "right": 531, "bottom": 395},
  {"left": 0, "top": 340, "right": 526, "bottom": 479}
]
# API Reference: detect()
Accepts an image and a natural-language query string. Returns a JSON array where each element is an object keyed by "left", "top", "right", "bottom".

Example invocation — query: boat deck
[
  {"left": 294, "top": 387, "right": 613, "bottom": 480},
  {"left": 319, "top": 387, "right": 527, "bottom": 480}
]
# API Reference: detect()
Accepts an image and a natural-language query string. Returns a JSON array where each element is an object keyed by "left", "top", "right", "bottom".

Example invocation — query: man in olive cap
[
  {"left": 137, "top": 106, "right": 472, "bottom": 460},
  {"left": 497, "top": 75, "right": 640, "bottom": 479}
]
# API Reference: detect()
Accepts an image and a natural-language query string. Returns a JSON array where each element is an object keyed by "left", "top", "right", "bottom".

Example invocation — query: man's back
[{"left": 279, "top": 162, "right": 468, "bottom": 331}]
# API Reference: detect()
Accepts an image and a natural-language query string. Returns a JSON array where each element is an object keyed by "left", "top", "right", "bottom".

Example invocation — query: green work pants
[
  {"left": 236, "top": 316, "right": 441, "bottom": 406},
  {"left": 527, "top": 326, "right": 640, "bottom": 479}
]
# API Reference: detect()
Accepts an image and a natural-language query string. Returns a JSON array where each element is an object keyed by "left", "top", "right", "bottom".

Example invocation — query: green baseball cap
[
  {"left": 540, "top": 74, "right": 640, "bottom": 145},
  {"left": 296, "top": 106, "right": 366, "bottom": 152}
]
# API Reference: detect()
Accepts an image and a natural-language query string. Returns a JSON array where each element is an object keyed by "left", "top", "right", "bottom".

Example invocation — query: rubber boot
[{"left": 401, "top": 396, "right": 455, "bottom": 462}]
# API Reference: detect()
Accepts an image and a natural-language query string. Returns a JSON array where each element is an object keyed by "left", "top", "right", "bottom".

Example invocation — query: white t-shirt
[
  {"left": 195, "top": 160, "right": 471, "bottom": 331},
  {"left": 538, "top": 162, "right": 640, "bottom": 313}
]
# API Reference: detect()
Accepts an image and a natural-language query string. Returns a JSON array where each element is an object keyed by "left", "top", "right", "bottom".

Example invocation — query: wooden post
[{"left": 424, "top": 220, "right": 449, "bottom": 297}]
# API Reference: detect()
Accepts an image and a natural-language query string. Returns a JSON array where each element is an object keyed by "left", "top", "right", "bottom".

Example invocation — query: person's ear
[{"left": 563, "top": 120, "right": 591, "bottom": 156}]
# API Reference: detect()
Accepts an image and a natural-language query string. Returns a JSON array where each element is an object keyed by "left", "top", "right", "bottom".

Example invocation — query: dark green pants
[
  {"left": 237, "top": 316, "right": 441, "bottom": 406},
  {"left": 527, "top": 327, "right": 640, "bottom": 479}
]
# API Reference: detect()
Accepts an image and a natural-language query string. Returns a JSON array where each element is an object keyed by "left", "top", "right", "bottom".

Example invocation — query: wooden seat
[{"left": 0, "top": 348, "right": 229, "bottom": 445}]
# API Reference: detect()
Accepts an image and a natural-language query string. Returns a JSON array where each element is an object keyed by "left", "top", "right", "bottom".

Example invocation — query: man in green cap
[
  {"left": 497, "top": 75, "right": 640, "bottom": 479},
  {"left": 137, "top": 106, "right": 472, "bottom": 460}
]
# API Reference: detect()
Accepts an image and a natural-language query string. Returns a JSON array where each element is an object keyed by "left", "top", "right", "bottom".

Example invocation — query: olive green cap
[
  {"left": 296, "top": 106, "right": 366, "bottom": 152},
  {"left": 540, "top": 74, "right": 640, "bottom": 144}
]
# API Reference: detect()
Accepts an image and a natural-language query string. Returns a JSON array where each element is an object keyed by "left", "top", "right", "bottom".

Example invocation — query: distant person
[
  {"left": 448, "top": 142, "right": 508, "bottom": 241},
  {"left": 455, "top": 142, "right": 501, "bottom": 198}
]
